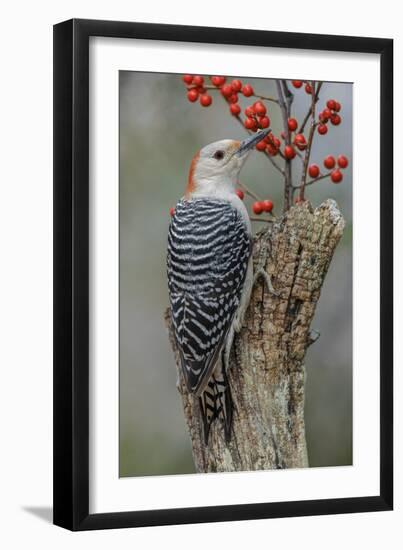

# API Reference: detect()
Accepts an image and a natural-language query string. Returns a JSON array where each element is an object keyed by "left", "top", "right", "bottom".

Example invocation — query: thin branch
[
  {"left": 298, "top": 81, "right": 318, "bottom": 201},
  {"left": 294, "top": 149, "right": 304, "bottom": 161},
  {"left": 281, "top": 80, "right": 294, "bottom": 112},
  {"left": 263, "top": 150, "right": 286, "bottom": 175},
  {"left": 276, "top": 80, "right": 292, "bottom": 212},
  {"left": 298, "top": 81, "right": 323, "bottom": 134},
  {"left": 293, "top": 172, "right": 332, "bottom": 188},
  {"left": 252, "top": 93, "right": 279, "bottom": 104},
  {"left": 250, "top": 217, "right": 276, "bottom": 223}
]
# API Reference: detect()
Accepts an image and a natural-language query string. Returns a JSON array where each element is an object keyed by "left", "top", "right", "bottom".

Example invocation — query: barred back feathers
[{"left": 167, "top": 198, "right": 252, "bottom": 442}]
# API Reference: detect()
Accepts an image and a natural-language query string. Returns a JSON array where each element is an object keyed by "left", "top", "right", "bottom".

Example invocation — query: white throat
[{"left": 190, "top": 174, "right": 235, "bottom": 200}]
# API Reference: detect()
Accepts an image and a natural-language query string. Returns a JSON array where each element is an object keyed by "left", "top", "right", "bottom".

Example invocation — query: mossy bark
[{"left": 165, "top": 200, "right": 345, "bottom": 473}]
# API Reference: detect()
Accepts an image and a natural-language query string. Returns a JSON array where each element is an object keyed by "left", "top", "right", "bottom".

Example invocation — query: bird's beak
[{"left": 235, "top": 128, "right": 271, "bottom": 157}]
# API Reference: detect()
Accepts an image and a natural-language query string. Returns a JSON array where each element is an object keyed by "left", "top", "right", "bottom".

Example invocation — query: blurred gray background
[{"left": 119, "top": 72, "right": 352, "bottom": 477}]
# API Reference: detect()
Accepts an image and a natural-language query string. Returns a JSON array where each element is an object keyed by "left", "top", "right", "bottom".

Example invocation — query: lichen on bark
[{"left": 165, "top": 199, "right": 345, "bottom": 473}]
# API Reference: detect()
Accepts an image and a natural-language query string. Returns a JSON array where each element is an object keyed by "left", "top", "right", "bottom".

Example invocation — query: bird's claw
[
  {"left": 307, "top": 329, "right": 320, "bottom": 347},
  {"left": 253, "top": 268, "right": 280, "bottom": 296}
]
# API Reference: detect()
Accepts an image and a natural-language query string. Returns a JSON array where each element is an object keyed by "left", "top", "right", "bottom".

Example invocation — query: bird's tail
[{"left": 199, "top": 364, "right": 233, "bottom": 445}]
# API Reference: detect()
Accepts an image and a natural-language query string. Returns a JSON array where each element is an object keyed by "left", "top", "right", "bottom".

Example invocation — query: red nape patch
[{"left": 185, "top": 151, "right": 200, "bottom": 198}]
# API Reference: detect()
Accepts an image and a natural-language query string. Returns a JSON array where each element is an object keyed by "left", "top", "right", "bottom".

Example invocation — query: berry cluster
[
  {"left": 252, "top": 200, "right": 274, "bottom": 215},
  {"left": 251, "top": 131, "right": 281, "bottom": 156},
  {"left": 183, "top": 75, "right": 213, "bottom": 107},
  {"left": 182, "top": 75, "right": 258, "bottom": 114},
  {"left": 291, "top": 80, "right": 314, "bottom": 95},
  {"left": 179, "top": 74, "right": 349, "bottom": 211},
  {"left": 215, "top": 78, "right": 257, "bottom": 119},
  {"left": 317, "top": 99, "right": 342, "bottom": 135},
  {"left": 308, "top": 154, "right": 349, "bottom": 184},
  {"left": 235, "top": 188, "right": 274, "bottom": 215},
  {"left": 243, "top": 100, "right": 270, "bottom": 132}
]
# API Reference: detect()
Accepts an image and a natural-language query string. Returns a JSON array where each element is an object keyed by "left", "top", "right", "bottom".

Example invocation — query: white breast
[{"left": 189, "top": 185, "right": 252, "bottom": 235}]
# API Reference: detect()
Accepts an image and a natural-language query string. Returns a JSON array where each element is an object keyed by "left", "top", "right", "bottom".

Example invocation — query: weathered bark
[{"left": 165, "top": 199, "right": 345, "bottom": 473}]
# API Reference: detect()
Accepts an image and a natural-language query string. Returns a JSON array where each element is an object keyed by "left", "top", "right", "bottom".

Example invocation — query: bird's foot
[
  {"left": 307, "top": 329, "right": 320, "bottom": 347},
  {"left": 253, "top": 268, "right": 280, "bottom": 297}
]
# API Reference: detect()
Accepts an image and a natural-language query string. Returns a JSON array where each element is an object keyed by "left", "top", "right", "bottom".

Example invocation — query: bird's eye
[{"left": 213, "top": 150, "right": 225, "bottom": 160}]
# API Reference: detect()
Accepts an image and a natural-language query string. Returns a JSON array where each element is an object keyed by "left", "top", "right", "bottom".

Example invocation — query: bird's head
[{"left": 185, "top": 129, "right": 270, "bottom": 199}]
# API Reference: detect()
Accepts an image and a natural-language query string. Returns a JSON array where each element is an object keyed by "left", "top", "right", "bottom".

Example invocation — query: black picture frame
[{"left": 53, "top": 18, "right": 393, "bottom": 531}]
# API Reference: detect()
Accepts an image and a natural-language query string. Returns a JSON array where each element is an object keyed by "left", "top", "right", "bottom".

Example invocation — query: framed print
[{"left": 53, "top": 19, "right": 393, "bottom": 530}]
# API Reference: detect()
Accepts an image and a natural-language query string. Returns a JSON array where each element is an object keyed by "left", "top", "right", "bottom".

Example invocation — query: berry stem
[{"left": 238, "top": 182, "right": 262, "bottom": 202}]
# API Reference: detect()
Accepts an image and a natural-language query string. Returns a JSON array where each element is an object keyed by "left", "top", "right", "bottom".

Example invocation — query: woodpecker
[{"left": 167, "top": 129, "right": 270, "bottom": 444}]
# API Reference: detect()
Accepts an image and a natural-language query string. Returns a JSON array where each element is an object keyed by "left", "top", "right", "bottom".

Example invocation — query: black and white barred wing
[{"left": 167, "top": 198, "right": 251, "bottom": 396}]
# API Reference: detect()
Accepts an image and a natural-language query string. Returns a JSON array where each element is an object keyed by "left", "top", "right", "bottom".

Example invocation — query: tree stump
[{"left": 165, "top": 199, "right": 345, "bottom": 473}]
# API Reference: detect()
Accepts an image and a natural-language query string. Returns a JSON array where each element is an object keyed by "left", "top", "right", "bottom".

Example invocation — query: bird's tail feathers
[{"left": 199, "top": 365, "right": 233, "bottom": 445}]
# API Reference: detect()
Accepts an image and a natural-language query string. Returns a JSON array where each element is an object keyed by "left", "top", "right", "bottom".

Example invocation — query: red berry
[
  {"left": 235, "top": 189, "right": 244, "bottom": 200},
  {"left": 231, "top": 79, "right": 242, "bottom": 92},
  {"left": 262, "top": 200, "right": 274, "bottom": 213},
  {"left": 334, "top": 101, "right": 341, "bottom": 112},
  {"left": 193, "top": 75, "right": 204, "bottom": 86},
  {"left": 230, "top": 103, "right": 241, "bottom": 116},
  {"left": 244, "top": 117, "right": 257, "bottom": 130},
  {"left": 331, "top": 169, "right": 343, "bottom": 183},
  {"left": 284, "top": 145, "right": 296, "bottom": 159},
  {"left": 211, "top": 76, "right": 225, "bottom": 86},
  {"left": 252, "top": 201, "right": 263, "bottom": 215},
  {"left": 330, "top": 114, "right": 342, "bottom": 125},
  {"left": 326, "top": 99, "right": 337, "bottom": 110},
  {"left": 324, "top": 155, "right": 336, "bottom": 169},
  {"left": 308, "top": 164, "right": 320, "bottom": 178},
  {"left": 294, "top": 133, "right": 307, "bottom": 150},
  {"left": 187, "top": 88, "right": 199, "bottom": 102},
  {"left": 183, "top": 74, "right": 193, "bottom": 85},
  {"left": 200, "top": 93, "right": 212, "bottom": 107},
  {"left": 267, "top": 134, "right": 279, "bottom": 147},
  {"left": 256, "top": 140, "right": 267, "bottom": 152},
  {"left": 317, "top": 123, "right": 328, "bottom": 135},
  {"left": 292, "top": 80, "right": 303, "bottom": 88},
  {"left": 254, "top": 101, "right": 267, "bottom": 116},
  {"left": 242, "top": 84, "right": 254, "bottom": 97},
  {"left": 221, "top": 84, "right": 233, "bottom": 98},
  {"left": 323, "top": 108, "right": 332, "bottom": 120},
  {"left": 169, "top": 207, "right": 175, "bottom": 217},
  {"left": 259, "top": 116, "right": 270, "bottom": 129},
  {"left": 266, "top": 144, "right": 277, "bottom": 156},
  {"left": 288, "top": 117, "right": 298, "bottom": 131},
  {"left": 337, "top": 155, "right": 349, "bottom": 168},
  {"left": 305, "top": 83, "right": 312, "bottom": 94},
  {"left": 245, "top": 105, "right": 255, "bottom": 117},
  {"left": 280, "top": 131, "right": 286, "bottom": 140},
  {"left": 228, "top": 93, "right": 238, "bottom": 104}
]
